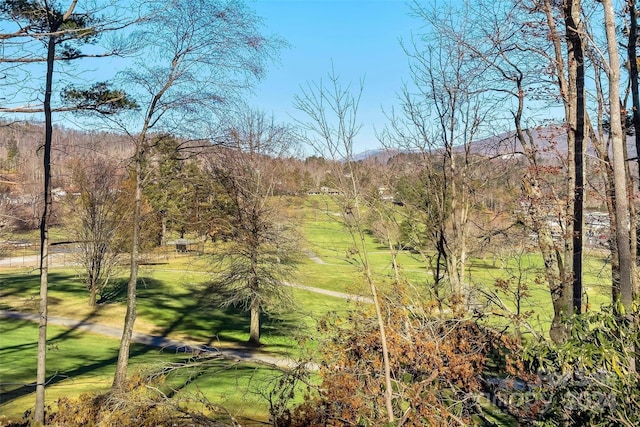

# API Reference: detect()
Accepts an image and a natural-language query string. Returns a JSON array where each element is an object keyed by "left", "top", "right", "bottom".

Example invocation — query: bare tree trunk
[
  {"left": 603, "top": 0, "right": 634, "bottom": 313},
  {"left": 539, "top": 0, "right": 583, "bottom": 341},
  {"left": 367, "top": 278, "right": 394, "bottom": 422},
  {"left": 523, "top": 171, "right": 568, "bottom": 343},
  {"left": 603, "top": 0, "right": 637, "bottom": 374},
  {"left": 347, "top": 175, "right": 395, "bottom": 422},
  {"left": 160, "top": 214, "right": 167, "bottom": 247},
  {"left": 34, "top": 34, "right": 57, "bottom": 426},
  {"left": 629, "top": 0, "right": 640, "bottom": 194},
  {"left": 112, "top": 153, "right": 142, "bottom": 390},
  {"left": 512, "top": 61, "right": 569, "bottom": 341},
  {"left": 248, "top": 245, "right": 262, "bottom": 345},
  {"left": 448, "top": 155, "right": 462, "bottom": 295},
  {"left": 629, "top": 0, "right": 640, "bottom": 300},
  {"left": 565, "top": 0, "right": 586, "bottom": 314},
  {"left": 623, "top": 138, "right": 638, "bottom": 297},
  {"left": 587, "top": 119, "right": 621, "bottom": 301},
  {"left": 249, "top": 299, "right": 260, "bottom": 345},
  {"left": 34, "top": 0, "right": 83, "bottom": 417},
  {"left": 447, "top": 180, "right": 469, "bottom": 297},
  {"left": 386, "top": 230, "right": 401, "bottom": 285},
  {"left": 89, "top": 285, "right": 97, "bottom": 306}
]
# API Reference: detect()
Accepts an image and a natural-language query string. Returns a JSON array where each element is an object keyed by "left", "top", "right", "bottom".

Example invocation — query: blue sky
[{"left": 249, "top": 0, "right": 417, "bottom": 154}]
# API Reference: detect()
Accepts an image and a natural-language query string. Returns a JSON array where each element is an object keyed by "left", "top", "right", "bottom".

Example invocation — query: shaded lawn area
[
  {"left": 0, "top": 317, "right": 179, "bottom": 418},
  {"left": 0, "top": 318, "right": 288, "bottom": 423},
  {"left": 0, "top": 269, "right": 311, "bottom": 355},
  {"left": 0, "top": 257, "right": 344, "bottom": 423},
  {"left": 0, "top": 260, "right": 354, "bottom": 358}
]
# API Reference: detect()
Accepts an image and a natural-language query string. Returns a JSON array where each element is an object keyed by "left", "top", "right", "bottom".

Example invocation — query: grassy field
[
  {"left": 0, "top": 254, "right": 351, "bottom": 422},
  {"left": 0, "top": 318, "right": 290, "bottom": 422},
  {"left": 0, "top": 198, "right": 615, "bottom": 423}
]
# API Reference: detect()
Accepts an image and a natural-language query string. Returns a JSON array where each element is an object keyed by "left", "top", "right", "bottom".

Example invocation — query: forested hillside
[
  {"left": 0, "top": 118, "right": 616, "bottom": 236},
  {"left": 0, "top": 120, "right": 131, "bottom": 179}
]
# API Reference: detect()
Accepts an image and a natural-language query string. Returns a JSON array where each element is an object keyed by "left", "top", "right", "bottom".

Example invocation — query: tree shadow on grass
[
  {"left": 0, "top": 274, "right": 41, "bottom": 302},
  {"left": 145, "top": 283, "right": 250, "bottom": 345},
  {"left": 97, "top": 279, "right": 128, "bottom": 304},
  {"left": 133, "top": 279, "right": 304, "bottom": 351},
  {"left": 0, "top": 316, "right": 182, "bottom": 406},
  {"left": 0, "top": 273, "right": 163, "bottom": 406},
  {"left": 99, "top": 275, "right": 171, "bottom": 305},
  {"left": 469, "top": 259, "right": 503, "bottom": 271},
  {"left": 0, "top": 272, "right": 89, "bottom": 308},
  {"left": 0, "top": 270, "right": 305, "bottom": 409},
  {"left": 0, "top": 270, "right": 301, "bottom": 348},
  {"left": 1, "top": 301, "right": 119, "bottom": 399}
]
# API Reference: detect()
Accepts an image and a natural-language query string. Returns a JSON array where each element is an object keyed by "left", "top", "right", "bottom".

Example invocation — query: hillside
[
  {"left": 470, "top": 124, "right": 639, "bottom": 159},
  {"left": 355, "top": 124, "right": 640, "bottom": 162},
  {"left": 0, "top": 119, "right": 132, "bottom": 192}
]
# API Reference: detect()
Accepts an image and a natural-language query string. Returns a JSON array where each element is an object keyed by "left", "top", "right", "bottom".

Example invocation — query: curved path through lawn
[
  {"left": 0, "top": 309, "right": 310, "bottom": 369},
  {"left": 0, "top": 252, "right": 371, "bottom": 369}
]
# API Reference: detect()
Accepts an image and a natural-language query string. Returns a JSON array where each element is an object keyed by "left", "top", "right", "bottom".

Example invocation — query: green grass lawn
[
  {"left": 0, "top": 197, "right": 618, "bottom": 424},
  {"left": 467, "top": 247, "right": 613, "bottom": 337},
  {"left": 0, "top": 318, "right": 289, "bottom": 422},
  {"left": 297, "top": 211, "right": 429, "bottom": 297},
  {"left": 0, "top": 265, "right": 332, "bottom": 353},
  {"left": 0, "top": 251, "right": 350, "bottom": 422}
]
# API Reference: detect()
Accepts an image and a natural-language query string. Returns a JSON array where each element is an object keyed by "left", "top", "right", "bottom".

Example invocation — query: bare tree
[
  {"left": 519, "top": 0, "right": 583, "bottom": 341},
  {"left": 107, "top": 0, "right": 282, "bottom": 390},
  {"left": 380, "top": 2, "right": 500, "bottom": 308},
  {"left": 64, "top": 157, "right": 130, "bottom": 306},
  {"left": 294, "top": 68, "right": 396, "bottom": 424},
  {"left": 432, "top": 0, "right": 600, "bottom": 340},
  {"left": 602, "top": 0, "right": 634, "bottom": 313},
  {"left": 562, "top": 0, "right": 587, "bottom": 316},
  {"left": 0, "top": 1, "right": 137, "bottom": 422},
  {"left": 627, "top": 0, "right": 640, "bottom": 172},
  {"left": 624, "top": 0, "right": 640, "bottom": 303}
]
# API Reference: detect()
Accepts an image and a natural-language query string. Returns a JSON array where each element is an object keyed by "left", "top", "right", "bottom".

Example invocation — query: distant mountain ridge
[
  {"left": 351, "top": 148, "right": 402, "bottom": 162},
  {"left": 353, "top": 124, "right": 639, "bottom": 161}
]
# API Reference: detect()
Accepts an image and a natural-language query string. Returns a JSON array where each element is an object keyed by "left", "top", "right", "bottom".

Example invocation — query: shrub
[
  {"left": 285, "top": 293, "right": 514, "bottom": 426},
  {"left": 498, "top": 307, "right": 640, "bottom": 426}
]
